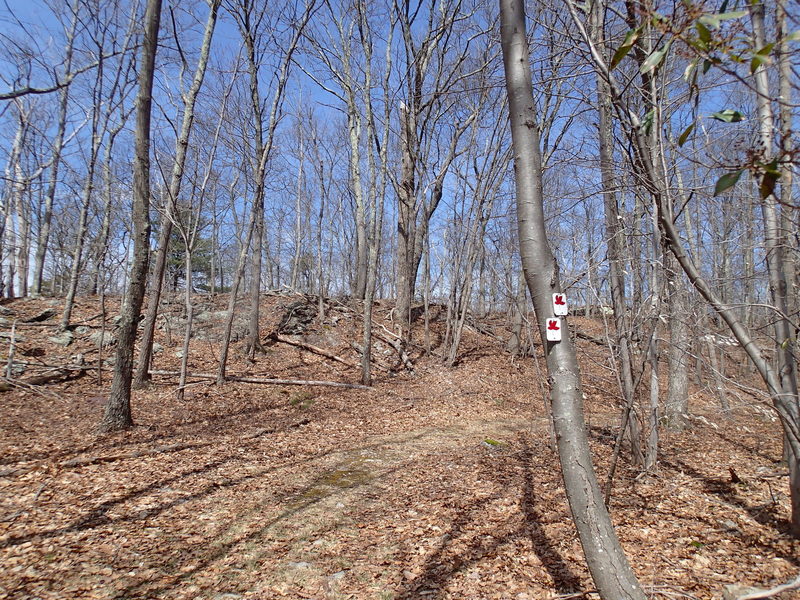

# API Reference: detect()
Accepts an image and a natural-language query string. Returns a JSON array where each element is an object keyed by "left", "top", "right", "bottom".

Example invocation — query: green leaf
[
  {"left": 640, "top": 42, "right": 671, "bottom": 75},
  {"left": 696, "top": 21, "right": 712, "bottom": 44},
  {"left": 755, "top": 42, "right": 776, "bottom": 56},
  {"left": 760, "top": 172, "right": 779, "bottom": 199},
  {"left": 786, "top": 31, "right": 800, "bottom": 43},
  {"left": 750, "top": 42, "right": 775, "bottom": 73},
  {"left": 750, "top": 53, "right": 770, "bottom": 72},
  {"left": 714, "top": 170, "right": 744, "bottom": 196},
  {"left": 642, "top": 109, "right": 655, "bottom": 135},
  {"left": 684, "top": 58, "right": 699, "bottom": 82},
  {"left": 702, "top": 59, "right": 713, "bottom": 73},
  {"left": 762, "top": 158, "right": 781, "bottom": 177},
  {"left": 678, "top": 123, "right": 695, "bottom": 146},
  {"left": 699, "top": 10, "right": 746, "bottom": 29},
  {"left": 711, "top": 109, "right": 745, "bottom": 123},
  {"left": 760, "top": 160, "right": 781, "bottom": 199},
  {"left": 611, "top": 28, "right": 641, "bottom": 70}
]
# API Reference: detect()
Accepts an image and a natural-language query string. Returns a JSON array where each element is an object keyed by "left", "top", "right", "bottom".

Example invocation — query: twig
[
  {"left": 33, "top": 481, "right": 47, "bottom": 501},
  {"left": 726, "top": 574, "right": 800, "bottom": 599}
]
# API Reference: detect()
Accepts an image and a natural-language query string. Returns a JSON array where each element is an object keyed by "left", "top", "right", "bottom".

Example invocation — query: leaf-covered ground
[{"left": 0, "top": 294, "right": 797, "bottom": 599}]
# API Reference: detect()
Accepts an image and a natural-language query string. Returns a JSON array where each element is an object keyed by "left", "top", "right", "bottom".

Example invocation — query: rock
[
  {"left": 152, "top": 343, "right": 163, "bottom": 354},
  {"left": 719, "top": 518, "right": 739, "bottom": 532},
  {"left": 8, "top": 361, "right": 26, "bottom": 376},
  {"left": 277, "top": 301, "right": 317, "bottom": 334},
  {"left": 75, "top": 326, "right": 91, "bottom": 335},
  {"left": 723, "top": 585, "right": 760, "bottom": 600},
  {"left": 22, "top": 308, "right": 57, "bottom": 323},
  {"left": 90, "top": 330, "right": 115, "bottom": 347},
  {"left": 287, "top": 561, "right": 312, "bottom": 569},
  {"left": 0, "top": 331, "right": 25, "bottom": 342},
  {"left": 48, "top": 331, "right": 74, "bottom": 347},
  {"left": 174, "top": 350, "right": 184, "bottom": 358},
  {"left": 0, "top": 305, "right": 15, "bottom": 316},
  {"left": 195, "top": 310, "right": 228, "bottom": 323}
]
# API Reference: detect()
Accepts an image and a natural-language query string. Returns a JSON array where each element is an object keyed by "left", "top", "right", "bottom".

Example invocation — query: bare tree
[
  {"left": 500, "top": 1, "right": 646, "bottom": 596},
  {"left": 30, "top": 0, "right": 81, "bottom": 296},
  {"left": 133, "top": 0, "right": 221, "bottom": 387},
  {"left": 216, "top": 0, "right": 317, "bottom": 381},
  {"left": 100, "top": 0, "right": 162, "bottom": 432}
]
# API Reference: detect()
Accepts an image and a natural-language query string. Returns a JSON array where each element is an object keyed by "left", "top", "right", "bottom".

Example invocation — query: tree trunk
[
  {"left": 749, "top": 2, "right": 800, "bottom": 534},
  {"left": 500, "top": 2, "right": 646, "bottom": 597},
  {"left": 396, "top": 101, "right": 416, "bottom": 341},
  {"left": 32, "top": 1, "right": 79, "bottom": 296},
  {"left": 590, "top": 0, "right": 643, "bottom": 466},
  {"left": 776, "top": 0, "right": 796, "bottom": 326},
  {"left": 665, "top": 255, "right": 690, "bottom": 429},
  {"left": 100, "top": 0, "right": 161, "bottom": 432},
  {"left": 134, "top": 0, "right": 220, "bottom": 387}
]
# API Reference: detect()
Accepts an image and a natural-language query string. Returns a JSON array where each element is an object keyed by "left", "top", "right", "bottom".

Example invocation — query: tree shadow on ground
[
  {"left": 1, "top": 421, "right": 404, "bottom": 550},
  {"left": 660, "top": 455, "right": 798, "bottom": 564},
  {"left": 394, "top": 434, "right": 582, "bottom": 599},
  {"left": 107, "top": 434, "right": 416, "bottom": 600},
  {"left": 710, "top": 428, "right": 783, "bottom": 465}
]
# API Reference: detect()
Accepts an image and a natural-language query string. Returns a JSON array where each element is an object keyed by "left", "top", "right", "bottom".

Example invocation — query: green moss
[
  {"left": 291, "top": 456, "right": 375, "bottom": 506},
  {"left": 289, "top": 390, "right": 316, "bottom": 409}
]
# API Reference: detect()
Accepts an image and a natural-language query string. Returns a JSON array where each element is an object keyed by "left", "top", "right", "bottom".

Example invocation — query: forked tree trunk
[
  {"left": 499, "top": 2, "right": 646, "bottom": 597},
  {"left": 100, "top": 0, "right": 161, "bottom": 432},
  {"left": 134, "top": 0, "right": 220, "bottom": 387}
]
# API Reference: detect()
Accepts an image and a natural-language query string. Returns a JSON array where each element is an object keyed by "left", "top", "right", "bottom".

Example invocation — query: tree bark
[
  {"left": 749, "top": 0, "right": 800, "bottom": 535},
  {"left": 500, "top": 2, "right": 646, "bottom": 597},
  {"left": 100, "top": 0, "right": 162, "bottom": 432},
  {"left": 590, "top": 0, "right": 643, "bottom": 465},
  {"left": 134, "top": 0, "right": 220, "bottom": 387}
]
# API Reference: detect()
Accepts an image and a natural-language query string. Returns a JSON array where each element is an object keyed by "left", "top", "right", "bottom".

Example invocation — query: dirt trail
[
  {"left": 119, "top": 417, "right": 545, "bottom": 600},
  {"left": 1, "top": 295, "right": 798, "bottom": 600}
]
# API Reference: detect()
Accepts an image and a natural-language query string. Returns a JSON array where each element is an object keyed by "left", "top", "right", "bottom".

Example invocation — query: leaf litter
[{"left": 0, "top": 294, "right": 797, "bottom": 599}]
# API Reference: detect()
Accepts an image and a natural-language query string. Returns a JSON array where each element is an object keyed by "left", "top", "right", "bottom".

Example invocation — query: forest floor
[{"left": 0, "top": 293, "right": 797, "bottom": 600}]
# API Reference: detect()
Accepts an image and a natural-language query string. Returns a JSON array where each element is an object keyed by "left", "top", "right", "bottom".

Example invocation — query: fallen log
[
  {"left": 0, "top": 368, "right": 86, "bottom": 392},
  {"left": 148, "top": 369, "right": 371, "bottom": 390},
  {"left": 269, "top": 332, "right": 357, "bottom": 369},
  {"left": 576, "top": 330, "right": 613, "bottom": 347},
  {"left": 374, "top": 325, "right": 415, "bottom": 374}
]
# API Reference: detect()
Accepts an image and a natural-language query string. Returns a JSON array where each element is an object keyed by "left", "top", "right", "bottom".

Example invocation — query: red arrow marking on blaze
[
  {"left": 554, "top": 295, "right": 565, "bottom": 305},
  {"left": 547, "top": 320, "right": 560, "bottom": 331}
]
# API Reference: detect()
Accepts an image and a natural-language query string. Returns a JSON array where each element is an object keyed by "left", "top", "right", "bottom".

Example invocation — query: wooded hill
[{"left": 0, "top": 292, "right": 797, "bottom": 599}]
